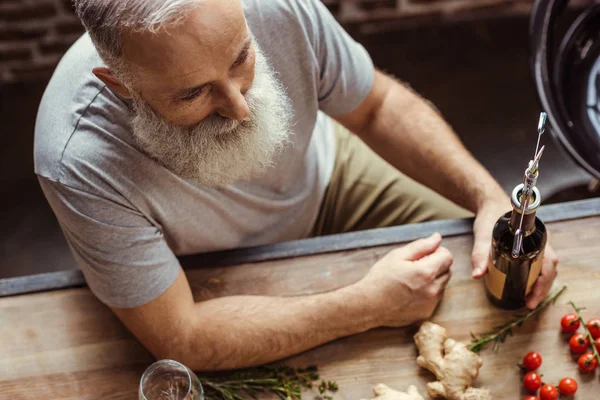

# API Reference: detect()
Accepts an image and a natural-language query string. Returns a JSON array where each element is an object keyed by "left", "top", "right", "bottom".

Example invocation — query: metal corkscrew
[{"left": 511, "top": 112, "right": 547, "bottom": 258}]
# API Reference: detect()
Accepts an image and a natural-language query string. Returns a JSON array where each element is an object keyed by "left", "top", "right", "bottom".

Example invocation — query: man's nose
[{"left": 215, "top": 81, "right": 250, "bottom": 121}]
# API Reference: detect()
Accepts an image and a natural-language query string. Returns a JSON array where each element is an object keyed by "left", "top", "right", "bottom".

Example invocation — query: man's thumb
[
  {"left": 394, "top": 233, "right": 442, "bottom": 261},
  {"left": 471, "top": 239, "right": 490, "bottom": 278}
]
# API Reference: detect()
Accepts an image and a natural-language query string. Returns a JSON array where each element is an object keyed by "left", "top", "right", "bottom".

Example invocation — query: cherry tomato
[
  {"left": 522, "top": 352, "right": 543, "bottom": 371},
  {"left": 587, "top": 318, "right": 600, "bottom": 339},
  {"left": 578, "top": 353, "right": 599, "bottom": 372},
  {"left": 594, "top": 337, "right": 600, "bottom": 352},
  {"left": 539, "top": 384, "right": 558, "bottom": 400},
  {"left": 561, "top": 314, "right": 580, "bottom": 333},
  {"left": 523, "top": 371, "right": 542, "bottom": 392},
  {"left": 569, "top": 333, "right": 590, "bottom": 354},
  {"left": 524, "top": 397, "right": 540, "bottom": 400},
  {"left": 558, "top": 378, "right": 578, "bottom": 396}
]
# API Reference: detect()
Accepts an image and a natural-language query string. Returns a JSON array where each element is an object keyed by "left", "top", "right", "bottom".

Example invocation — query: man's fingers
[
  {"left": 545, "top": 244, "right": 559, "bottom": 268},
  {"left": 471, "top": 201, "right": 510, "bottom": 279},
  {"left": 428, "top": 270, "right": 452, "bottom": 300},
  {"left": 435, "top": 270, "right": 452, "bottom": 289},
  {"left": 525, "top": 254, "right": 558, "bottom": 309},
  {"left": 394, "top": 233, "right": 443, "bottom": 261},
  {"left": 417, "top": 246, "right": 454, "bottom": 277},
  {"left": 526, "top": 275, "right": 550, "bottom": 309},
  {"left": 471, "top": 233, "right": 490, "bottom": 279}
]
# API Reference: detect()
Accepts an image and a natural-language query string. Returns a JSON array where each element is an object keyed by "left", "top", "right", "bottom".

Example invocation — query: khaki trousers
[{"left": 311, "top": 122, "right": 472, "bottom": 237}]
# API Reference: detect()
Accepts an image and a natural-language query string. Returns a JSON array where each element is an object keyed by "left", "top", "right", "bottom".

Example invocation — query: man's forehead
[{"left": 123, "top": 0, "right": 248, "bottom": 89}]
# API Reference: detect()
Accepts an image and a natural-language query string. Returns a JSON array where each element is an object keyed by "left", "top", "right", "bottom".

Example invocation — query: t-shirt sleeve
[
  {"left": 38, "top": 176, "right": 180, "bottom": 309},
  {"left": 305, "top": 0, "right": 375, "bottom": 116}
]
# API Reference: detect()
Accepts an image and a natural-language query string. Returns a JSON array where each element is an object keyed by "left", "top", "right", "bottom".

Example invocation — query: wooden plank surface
[
  {"left": 1, "top": 216, "right": 600, "bottom": 399},
  {"left": 2, "top": 197, "right": 600, "bottom": 298}
]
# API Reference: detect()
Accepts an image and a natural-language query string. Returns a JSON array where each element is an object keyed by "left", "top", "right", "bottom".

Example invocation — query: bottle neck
[
  {"left": 509, "top": 184, "right": 541, "bottom": 237},
  {"left": 510, "top": 208, "right": 537, "bottom": 236}
]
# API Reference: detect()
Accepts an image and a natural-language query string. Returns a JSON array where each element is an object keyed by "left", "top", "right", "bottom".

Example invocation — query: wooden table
[{"left": 2, "top": 199, "right": 600, "bottom": 399}]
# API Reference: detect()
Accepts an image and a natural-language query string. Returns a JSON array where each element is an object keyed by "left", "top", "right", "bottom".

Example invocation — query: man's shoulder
[
  {"left": 244, "top": 0, "right": 324, "bottom": 45},
  {"left": 244, "top": 0, "right": 314, "bottom": 18},
  {"left": 34, "top": 34, "right": 132, "bottom": 185},
  {"left": 243, "top": 0, "right": 325, "bottom": 93}
]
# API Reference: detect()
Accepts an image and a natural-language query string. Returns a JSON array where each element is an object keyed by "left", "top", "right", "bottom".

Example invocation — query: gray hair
[{"left": 74, "top": 0, "right": 200, "bottom": 80}]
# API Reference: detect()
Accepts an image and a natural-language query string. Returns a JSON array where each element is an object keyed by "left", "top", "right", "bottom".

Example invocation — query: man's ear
[{"left": 92, "top": 67, "right": 132, "bottom": 99}]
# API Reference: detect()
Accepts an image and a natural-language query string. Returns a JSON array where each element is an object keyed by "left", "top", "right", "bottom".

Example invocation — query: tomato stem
[{"left": 568, "top": 301, "right": 600, "bottom": 366}]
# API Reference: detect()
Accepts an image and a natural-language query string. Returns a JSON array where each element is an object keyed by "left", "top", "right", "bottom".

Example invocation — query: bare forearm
[
  {"left": 182, "top": 283, "right": 376, "bottom": 371},
  {"left": 359, "top": 72, "right": 506, "bottom": 212}
]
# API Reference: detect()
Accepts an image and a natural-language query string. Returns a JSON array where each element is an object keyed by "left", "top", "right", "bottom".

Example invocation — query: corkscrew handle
[
  {"left": 537, "top": 112, "right": 547, "bottom": 135},
  {"left": 511, "top": 112, "right": 547, "bottom": 258}
]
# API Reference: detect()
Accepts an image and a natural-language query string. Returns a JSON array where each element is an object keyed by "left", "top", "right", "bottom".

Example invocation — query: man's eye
[{"left": 180, "top": 87, "right": 207, "bottom": 102}]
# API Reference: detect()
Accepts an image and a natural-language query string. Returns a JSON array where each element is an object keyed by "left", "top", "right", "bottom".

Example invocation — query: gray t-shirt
[{"left": 34, "top": 0, "right": 374, "bottom": 308}]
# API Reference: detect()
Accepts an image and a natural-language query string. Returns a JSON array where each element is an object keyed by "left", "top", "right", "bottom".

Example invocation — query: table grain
[{"left": 1, "top": 216, "right": 599, "bottom": 399}]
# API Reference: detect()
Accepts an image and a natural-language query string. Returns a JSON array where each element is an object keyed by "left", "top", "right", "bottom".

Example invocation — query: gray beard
[{"left": 130, "top": 44, "right": 293, "bottom": 188}]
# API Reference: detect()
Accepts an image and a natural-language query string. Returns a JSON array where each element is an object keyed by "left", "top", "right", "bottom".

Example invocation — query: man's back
[{"left": 34, "top": 0, "right": 373, "bottom": 308}]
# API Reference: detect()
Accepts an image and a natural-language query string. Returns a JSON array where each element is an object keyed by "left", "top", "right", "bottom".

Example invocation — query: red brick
[
  {"left": 0, "top": 68, "right": 12, "bottom": 83},
  {"left": 0, "top": 2, "right": 57, "bottom": 22},
  {"left": 8, "top": 56, "right": 60, "bottom": 81},
  {"left": 0, "top": 43, "right": 32, "bottom": 61},
  {"left": 407, "top": 0, "right": 488, "bottom": 3},
  {"left": 404, "top": 0, "right": 530, "bottom": 7},
  {"left": 323, "top": 2, "right": 341, "bottom": 15},
  {"left": 0, "top": 24, "right": 48, "bottom": 41},
  {"left": 358, "top": 0, "right": 397, "bottom": 12},
  {"left": 62, "top": 0, "right": 76, "bottom": 13},
  {"left": 55, "top": 19, "right": 84, "bottom": 35},
  {"left": 39, "top": 36, "right": 79, "bottom": 56},
  {"left": 440, "top": 0, "right": 530, "bottom": 16}
]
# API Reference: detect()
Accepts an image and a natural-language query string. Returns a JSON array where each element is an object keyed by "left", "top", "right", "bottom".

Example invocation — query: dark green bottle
[
  {"left": 485, "top": 112, "right": 549, "bottom": 309},
  {"left": 484, "top": 184, "right": 547, "bottom": 309}
]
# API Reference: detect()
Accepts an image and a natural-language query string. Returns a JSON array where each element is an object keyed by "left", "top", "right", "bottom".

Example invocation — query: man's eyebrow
[
  {"left": 231, "top": 39, "right": 252, "bottom": 68},
  {"left": 171, "top": 39, "right": 252, "bottom": 101}
]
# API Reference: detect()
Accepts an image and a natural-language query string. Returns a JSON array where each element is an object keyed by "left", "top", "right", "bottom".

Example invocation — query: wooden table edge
[{"left": 2, "top": 197, "right": 599, "bottom": 297}]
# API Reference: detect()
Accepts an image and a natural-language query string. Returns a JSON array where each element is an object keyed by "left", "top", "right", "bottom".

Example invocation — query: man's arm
[
  {"left": 334, "top": 70, "right": 558, "bottom": 308},
  {"left": 334, "top": 70, "right": 507, "bottom": 214},
  {"left": 111, "top": 234, "right": 452, "bottom": 371},
  {"left": 112, "top": 268, "right": 376, "bottom": 371}
]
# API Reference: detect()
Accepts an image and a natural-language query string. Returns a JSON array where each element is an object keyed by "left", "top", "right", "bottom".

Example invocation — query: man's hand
[
  {"left": 334, "top": 70, "right": 559, "bottom": 310},
  {"left": 471, "top": 197, "right": 511, "bottom": 279},
  {"left": 526, "top": 240, "right": 559, "bottom": 309},
  {"left": 359, "top": 233, "right": 453, "bottom": 327},
  {"left": 471, "top": 198, "right": 559, "bottom": 309}
]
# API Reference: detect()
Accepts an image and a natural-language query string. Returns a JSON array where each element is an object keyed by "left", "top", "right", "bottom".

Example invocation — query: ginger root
[
  {"left": 362, "top": 384, "right": 425, "bottom": 400},
  {"left": 414, "top": 322, "right": 491, "bottom": 400}
]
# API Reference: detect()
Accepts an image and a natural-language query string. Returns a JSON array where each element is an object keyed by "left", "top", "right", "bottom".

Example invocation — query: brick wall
[
  {"left": 0, "top": 0, "right": 84, "bottom": 83},
  {"left": 324, "top": 0, "right": 593, "bottom": 32},
  {"left": 0, "top": 0, "right": 593, "bottom": 84},
  {"left": 326, "top": 0, "right": 534, "bottom": 24}
]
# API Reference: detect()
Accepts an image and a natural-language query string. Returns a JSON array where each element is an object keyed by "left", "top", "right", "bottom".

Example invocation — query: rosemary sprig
[
  {"left": 198, "top": 364, "right": 338, "bottom": 400},
  {"left": 568, "top": 301, "right": 600, "bottom": 366},
  {"left": 468, "top": 285, "right": 567, "bottom": 353}
]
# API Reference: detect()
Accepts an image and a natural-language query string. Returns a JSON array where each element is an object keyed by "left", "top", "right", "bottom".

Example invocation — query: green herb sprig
[
  {"left": 469, "top": 285, "right": 567, "bottom": 353},
  {"left": 198, "top": 364, "right": 338, "bottom": 400}
]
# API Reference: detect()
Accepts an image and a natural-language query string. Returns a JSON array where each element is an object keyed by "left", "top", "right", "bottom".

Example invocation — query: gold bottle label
[
  {"left": 486, "top": 251, "right": 545, "bottom": 301},
  {"left": 526, "top": 250, "right": 544, "bottom": 296},
  {"left": 485, "top": 258, "right": 506, "bottom": 300}
]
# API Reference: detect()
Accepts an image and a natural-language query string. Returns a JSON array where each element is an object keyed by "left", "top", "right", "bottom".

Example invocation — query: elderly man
[{"left": 34, "top": 0, "right": 558, "bottom": 370}]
